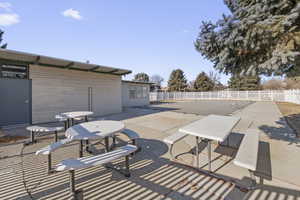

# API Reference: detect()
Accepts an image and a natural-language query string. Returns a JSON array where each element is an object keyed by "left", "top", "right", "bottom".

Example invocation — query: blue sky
[{"left": 0, "top": 0, "right": 231, "bottom": 86}]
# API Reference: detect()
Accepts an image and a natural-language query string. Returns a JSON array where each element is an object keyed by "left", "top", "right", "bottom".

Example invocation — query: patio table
[
  {"left": 60, "top": 111, "right": 94, "bottom": 128},
  {"left": 65, "top": 120, "right": 125, "bottom": 157},
  {"left": 179, "top": 114, "right": 240, "bottom": 171}
]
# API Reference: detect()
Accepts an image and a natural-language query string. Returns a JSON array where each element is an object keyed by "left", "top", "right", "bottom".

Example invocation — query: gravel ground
[{"left": 149, "top": 100, "right": 254, "bottom": 116}]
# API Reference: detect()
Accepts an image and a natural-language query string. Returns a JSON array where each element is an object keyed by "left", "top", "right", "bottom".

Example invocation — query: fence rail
[{"left": 150, "top": 90, "right": 300, "bottom": 104}]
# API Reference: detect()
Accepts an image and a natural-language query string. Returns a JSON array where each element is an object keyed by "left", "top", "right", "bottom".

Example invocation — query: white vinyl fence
[{"left": 150, "top": 90, "right": 300, "bottom": 104}]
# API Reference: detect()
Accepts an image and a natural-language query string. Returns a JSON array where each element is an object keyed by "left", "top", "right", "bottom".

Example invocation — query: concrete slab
[{"left": 1, "top": 101, "right": 300, "bottom": 199}]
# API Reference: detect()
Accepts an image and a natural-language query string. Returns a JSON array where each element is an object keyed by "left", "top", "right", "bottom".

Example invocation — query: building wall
[
  {"left": 30, "top": 65, "right": 122, "bottom": 123},
  {"left": 122, "top": 82, "right": 150, "bottom": 107}
]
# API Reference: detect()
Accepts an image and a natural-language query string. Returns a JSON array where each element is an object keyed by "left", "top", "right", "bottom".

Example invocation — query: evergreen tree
[
  {"left": 228, "top": 75, "right": 261, "bottom": 90},
  {"left": 195, "top": 0, "right": 300, "bottom": 76},
  {"left": 168, "top": 69, "right": 187, "bottom": 91},
  {"left": 133, "top": 72, "right": 149, "bottom": 82},
  {"left": 194, "top": 72, "right": 214, "bottom": 91},
  {"left": 0, "top": 29, "right": 7, "bottom": 49},
  {"left": 285, "top": 64, "right": 300, "bottom": 78}
]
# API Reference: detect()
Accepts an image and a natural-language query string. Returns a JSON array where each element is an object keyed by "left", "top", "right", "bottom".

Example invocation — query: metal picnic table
[
  {"left": 179, "top": 114, "right": 240, "bottom": 171},
  {"left": 60, "top": 111, "right": 94, "bottom": 128},
  {"left": 65, "top": 120, "right": 125, "bottom": 157}
]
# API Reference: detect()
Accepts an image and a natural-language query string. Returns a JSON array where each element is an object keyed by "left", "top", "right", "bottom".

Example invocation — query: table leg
[
  {"left": 66, "top": 119, "right": 70, "bottom": 129},
  {"left": 54, "top": 131, "right": 58, "bottom": 142},
  {"left": 69, "top": 170, "right": 76, "bottom": 193},
  {"left": 105, "top": 137, "right": 110, "bottom": 152},
  {"left": 207, "top": 140, "right": 212, "bottom": 172},
  {"left": 30, "top": 131, "right": 36, "bottom": 143},
  {"left": 79, "top": 140, "right": 83, "bottom": 158},
  {"left": 71, "top": 118, "right": 74, "bottom": 126},
  {"left": 64, "top": 121, "right": 67, "bottom": 131},
  {"left": 196, "top": 136, "right": 199, "bottom": 168},
  {"left": 86, "top": 140, "right": 89, "bottom": 152},
  {"left": 85, "top": 116, "right": 88, "bottom": 122}
]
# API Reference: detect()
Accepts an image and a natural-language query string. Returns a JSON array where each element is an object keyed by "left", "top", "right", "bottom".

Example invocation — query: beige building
[
  {"left": 121, "top": 80, "right": 152, "bottom": 108},
  {"left": 0, "top": 49, "right": 132, "bottom": 126}
]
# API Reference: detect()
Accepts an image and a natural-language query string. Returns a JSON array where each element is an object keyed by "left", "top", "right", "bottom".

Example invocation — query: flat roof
[
  {"left": 0, "top": 49, "right": 132, "bottom": 76},
  {"left": 122, "top": 80, "right": 154, "bottom": 85}
]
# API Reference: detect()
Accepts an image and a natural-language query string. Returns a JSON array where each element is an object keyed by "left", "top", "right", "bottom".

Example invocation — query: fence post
[
  {"left": 259, "top": 90, "right": 261, "bottom": 101},
  {"left": 271, "top": 90, "right": 274, "bottom": 101}
]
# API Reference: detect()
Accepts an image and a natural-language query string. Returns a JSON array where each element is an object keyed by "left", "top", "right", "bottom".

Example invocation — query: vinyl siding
[{"left": 30, "top": 65, "right": 122, "bottom": 123}]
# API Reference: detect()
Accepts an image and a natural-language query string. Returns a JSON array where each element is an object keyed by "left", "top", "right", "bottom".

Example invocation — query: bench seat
[
  {"left": 26, "top": 125, "right": 64, "bottom": 143},
  {"left": 121, "top": 129, "right": 140, "bottom": 141},
  {"left": 56, "top": 144, "right": 137, "bottom": 199},
  {"left": 163, "top": 131, "right": 187, "bottom": 145},
  {"left": 163, "top": 131, "right": 188, "bottom": 160},
  {"left": 55, "top": 144, "right": 137, "bottom": 171},
  {"left": 233, "top": 129, "right": 259, "bottom": 171},
  {"left": 233, "top": 129, "right": 259, "bottom": 188},
  {"left": 112, "top": 129, "right": 140, "bottom": 154}
]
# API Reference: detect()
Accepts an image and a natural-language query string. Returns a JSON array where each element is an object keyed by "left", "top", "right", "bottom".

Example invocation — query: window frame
[{"left": 0, "top": 62, "right": 29, "bottom": 79}]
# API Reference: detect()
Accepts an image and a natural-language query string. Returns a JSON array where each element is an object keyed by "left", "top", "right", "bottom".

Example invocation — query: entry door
[{"left": 0, "top": 79, "right": 31, "bottom": 127}]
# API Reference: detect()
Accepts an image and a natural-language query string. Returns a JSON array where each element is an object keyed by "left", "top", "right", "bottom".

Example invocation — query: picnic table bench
[
  {"left": 233, "top": 128, "right": 259, "bottom": 187},
  {"left": 163, "top": 131, "right": 188, "bottom": 160},
  {"left": 26, "top": 126, "right": 64, "bottom": 144}
]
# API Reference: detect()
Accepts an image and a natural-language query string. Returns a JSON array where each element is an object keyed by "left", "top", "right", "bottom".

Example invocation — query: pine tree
[
  {"left": 228, "top": 75, "right": 261, "bottom": 90},
  {"left": 194, "top": 72, "right": 214, "bottom": 91},
  {"left": 0, "top": 29, "right": 7, "bottom": 49},
  {"left": 168, "top": 69, "right": 187, "bottom": 91},
  {"left": 195, "top": 0, "right": 300, "bottom": 76},
  {"left": 133, "top": 73, "right": 149, "bottom": 82}
]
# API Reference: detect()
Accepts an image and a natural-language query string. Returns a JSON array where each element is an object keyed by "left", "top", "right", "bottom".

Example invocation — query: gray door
[{"left": 0, "top": 79, "right": 31, "bottom": 127}]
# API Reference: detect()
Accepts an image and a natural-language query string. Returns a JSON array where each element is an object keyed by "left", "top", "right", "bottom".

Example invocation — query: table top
[
  {"left": 60, "top": 111, "right": 94, "bottom": 119},
  {"left": 65, "top": 120, "right": 125, "bottom": 140},
  {"left": 179, "top": 114, "right": 240, "bottom": 142}
]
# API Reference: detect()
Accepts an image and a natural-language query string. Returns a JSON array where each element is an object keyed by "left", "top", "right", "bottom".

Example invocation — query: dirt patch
[
  {"left": 276, "top": 102, "right": 300, "bottom": 137},
  {"left": 0, "top": 135, "right": 27, "bottom": 144}
]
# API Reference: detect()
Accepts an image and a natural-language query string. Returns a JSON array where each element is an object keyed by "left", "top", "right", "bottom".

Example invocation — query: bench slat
[
  {"left": 36, "top": 138, "right": 73, "bottom": 155},
  {"left": 163, "top": 131, "right": 187, "bottom": 145},
  {"left": 121, "top": 129, "right": 140, "bottom": 140},
  {"left": 233, "top": 129, "right": 259, "bottom": 171},
  {"left": 55, "top": 145, "right": 137, "bottom": 171},
  {"left": 27, "top": 126, "right": 64, "bottom": 132}
]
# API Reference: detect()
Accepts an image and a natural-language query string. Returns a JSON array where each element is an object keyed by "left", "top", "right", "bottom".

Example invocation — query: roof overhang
[
  {"left": 122, "top": 80, "right": 154, "bottom": 85},
  {"left": 0, "top": 49, "right": 132, "bottom": 76}
]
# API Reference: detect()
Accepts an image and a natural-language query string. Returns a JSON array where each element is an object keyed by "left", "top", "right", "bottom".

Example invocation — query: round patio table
[
  {"left": 65, "top": 120, "right": 125, "bottom": 157},
  {"left": 60, "top": 111, "right": 94, "bottom": 128}
]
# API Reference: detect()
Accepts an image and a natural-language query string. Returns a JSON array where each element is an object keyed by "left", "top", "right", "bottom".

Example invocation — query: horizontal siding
[{"left": 30, "top": 65, "right": 122, "bottom": 123}]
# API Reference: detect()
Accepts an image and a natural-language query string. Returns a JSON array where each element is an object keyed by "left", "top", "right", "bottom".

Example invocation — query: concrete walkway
[{"left": 235, "top": 102, "right": 300, "bottom": 189}]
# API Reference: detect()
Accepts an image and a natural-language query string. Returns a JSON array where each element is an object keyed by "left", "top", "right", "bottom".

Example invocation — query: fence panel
[{"left": 150, "top": 90, "right": 300, "bottom": 104}]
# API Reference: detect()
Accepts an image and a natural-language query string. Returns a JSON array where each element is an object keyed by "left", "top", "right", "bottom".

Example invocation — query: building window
[
  {"left": 129, "top": 85, "right": 148, "bottom": 99},
  {"left": 0, "top": 64, "right": 28, "bottom": 79}
]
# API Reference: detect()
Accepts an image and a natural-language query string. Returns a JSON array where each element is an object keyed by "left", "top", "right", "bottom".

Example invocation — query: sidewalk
[{"left": 234, "top": 101, "right": 300, "bottom": 189}]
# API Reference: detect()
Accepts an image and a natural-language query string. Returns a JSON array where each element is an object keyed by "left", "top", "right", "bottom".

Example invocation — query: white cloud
[
  {"left": 0, "top": 2, "right": 11, "bottom": 11},
  {"left": 0, "top": 13, "right": 19, "bottom": 26},
  {"left": 62, "top": 8, "right": 82, "bottom": 20}
]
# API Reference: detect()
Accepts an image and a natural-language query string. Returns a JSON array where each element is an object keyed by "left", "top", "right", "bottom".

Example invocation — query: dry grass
[{"left": 276, "top": 102, "right": 300, "bottom": 137}]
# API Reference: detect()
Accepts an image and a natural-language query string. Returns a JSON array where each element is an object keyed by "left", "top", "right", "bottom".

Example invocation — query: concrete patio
[{"left": 1, "top": 101, "right": 300, "bottom": 200}]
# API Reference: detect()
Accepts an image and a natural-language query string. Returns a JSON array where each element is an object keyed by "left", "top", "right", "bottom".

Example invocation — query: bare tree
[{"left": 150, "top": 74, "right": 164, "bottom": 86}]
